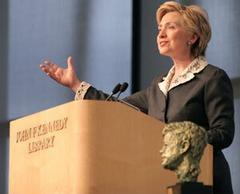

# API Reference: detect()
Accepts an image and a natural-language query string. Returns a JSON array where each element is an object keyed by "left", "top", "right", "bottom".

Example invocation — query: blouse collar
[{"left": 158, "top": 56, "right": 208, "bottom": 96}]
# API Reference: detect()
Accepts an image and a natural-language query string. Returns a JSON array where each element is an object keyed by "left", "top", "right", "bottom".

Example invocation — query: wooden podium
[{"left": 9, "top": 100, "right": 212, "bottom": 194}]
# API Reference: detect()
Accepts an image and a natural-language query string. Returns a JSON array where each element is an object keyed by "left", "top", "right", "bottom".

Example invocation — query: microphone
[
  {"left": 118, "top": 99, "right": 140, "bottom": 111},
  {"left": 116, "top": 82, "right": 129, "bottom": 99},
  {"left": 106, "top": 82, "right": 140, "bottom": 111},
  {"left": 105, "top": 83, "right": 121, "bottom": 101},
  {"left": 116, "top": 82, "right": 140, "bottom": 111}
]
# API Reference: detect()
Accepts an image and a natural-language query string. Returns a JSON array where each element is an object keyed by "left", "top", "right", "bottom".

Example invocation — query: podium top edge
[{"left": 9, "top": 100, "right": 147, "bottom": 124}]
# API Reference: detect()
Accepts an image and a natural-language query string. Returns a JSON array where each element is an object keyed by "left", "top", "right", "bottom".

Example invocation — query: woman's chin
[
  {"left": 158, "top": 48, "right": 170, "bottom": 55},
  {"left": 159, "top": 51, "right": 170, "bottom": 57}
]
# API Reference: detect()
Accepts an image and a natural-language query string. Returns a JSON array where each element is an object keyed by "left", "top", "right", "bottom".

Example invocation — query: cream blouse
[
  {"left": 75, "top": 56, "right": 208, "bottom": 99},
  {"left": 158, "top": 56, "right": 208, "bottom": 96}
]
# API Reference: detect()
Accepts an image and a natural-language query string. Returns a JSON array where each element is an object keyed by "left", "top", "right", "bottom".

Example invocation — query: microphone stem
[{"left": 116, "top": 92, "right": 121, "bottom": 99}]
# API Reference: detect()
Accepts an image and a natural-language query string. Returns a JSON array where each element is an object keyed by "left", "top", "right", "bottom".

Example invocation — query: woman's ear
[{"left": 190, "top": 33, "right": 199, "bottom": 45}]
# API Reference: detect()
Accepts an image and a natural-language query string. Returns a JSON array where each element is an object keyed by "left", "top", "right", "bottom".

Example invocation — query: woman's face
[{"left": 157, "top": 12, "right": 194, "bottom": 59}]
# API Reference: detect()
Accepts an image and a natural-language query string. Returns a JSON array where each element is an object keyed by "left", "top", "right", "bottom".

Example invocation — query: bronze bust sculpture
[{"left": 160, "top": 121, "right": 208, "bottom": 183}]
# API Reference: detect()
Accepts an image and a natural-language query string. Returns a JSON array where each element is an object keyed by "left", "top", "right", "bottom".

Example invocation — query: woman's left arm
[{"left": 204, "top": 69, "right": 235, "bottom": 150}]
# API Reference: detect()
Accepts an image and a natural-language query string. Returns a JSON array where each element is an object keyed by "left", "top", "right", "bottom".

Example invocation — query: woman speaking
[{"left": 40, "top": 2, "right": 235, "bottom": 193}]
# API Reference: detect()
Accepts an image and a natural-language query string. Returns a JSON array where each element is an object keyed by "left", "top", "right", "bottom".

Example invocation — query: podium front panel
[{"left": 9, "top": 100, "right": 212, "bottom": 194}]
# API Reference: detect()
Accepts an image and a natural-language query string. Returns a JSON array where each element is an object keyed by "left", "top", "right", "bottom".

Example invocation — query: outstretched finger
[
  {"left": 39, "top": 64, "right": 49, "bottom": 74},
  {"left": 67, "top": 56, "right": 75, "bottom": 70},
  {"left": 43, "top": 60, "right": 51, "bottom": 66},
  {"left": 40, "top": 59, "right": 51, "bottom": 72},
  {"left": 49, "top": 63, "right": 58, "bottom": 72}
]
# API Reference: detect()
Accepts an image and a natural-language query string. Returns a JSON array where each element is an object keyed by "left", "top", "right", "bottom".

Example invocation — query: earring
[{"left": 187, "top": 41, "right": 192, "bottom": 46}]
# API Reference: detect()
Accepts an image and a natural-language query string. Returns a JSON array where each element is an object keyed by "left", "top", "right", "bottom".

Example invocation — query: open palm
[{"left": 40, "top": 56, "right": 81, "bottom": 91}]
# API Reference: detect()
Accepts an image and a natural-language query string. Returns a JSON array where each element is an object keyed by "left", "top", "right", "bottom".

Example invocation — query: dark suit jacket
[{"left": 84, "top": 64, "right": 235, "bottom": 194}]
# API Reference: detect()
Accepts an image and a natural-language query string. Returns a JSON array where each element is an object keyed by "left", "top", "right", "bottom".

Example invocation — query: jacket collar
[{"left": 158, "top": 56, "right": 208, "bottom": 96}]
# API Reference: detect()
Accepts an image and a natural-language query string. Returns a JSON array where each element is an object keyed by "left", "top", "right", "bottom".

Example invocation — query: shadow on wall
[
  {"left": 72, "top": 0, "right": 91, "bottom": 80},
  {"left": 0, "top": 0, "right": 9, "bottom": 193},
  {"left": 0, "top": 122, "right": 9, "bottom": 194},
  {"left": 0, "top": 0, "right": 8, "bottom": 119},
  {"left": 232, "top": 77, "right": 240, "bottom": 99}
]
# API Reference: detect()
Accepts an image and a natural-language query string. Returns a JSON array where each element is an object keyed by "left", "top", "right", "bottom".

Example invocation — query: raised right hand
[{"left": 40, "top": 56, "right": 81, "bottom": 92}]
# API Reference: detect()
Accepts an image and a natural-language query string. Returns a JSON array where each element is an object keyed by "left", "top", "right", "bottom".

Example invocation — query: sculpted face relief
[
  {"left": 160, "top": 121, "right": 208, "bottom": 183},
  {"left": 160, "top": 132, "right": 183, "bottom": 170}
]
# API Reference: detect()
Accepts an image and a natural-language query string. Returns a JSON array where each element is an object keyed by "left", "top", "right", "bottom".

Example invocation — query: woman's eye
[{"left": 168, "top": 25, "right": 175, "bottom": 29}]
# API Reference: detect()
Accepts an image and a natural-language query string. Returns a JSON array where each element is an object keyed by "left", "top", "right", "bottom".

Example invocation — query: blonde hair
[{"left": 156, "top": 1, "right": 211, "bottom": 57}]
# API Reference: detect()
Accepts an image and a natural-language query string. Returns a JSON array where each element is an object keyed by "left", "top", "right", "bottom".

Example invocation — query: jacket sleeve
[
  {"left": 82, "top": 75, "right": 164, "bottom": 114},
  {"left": 84, "top": 86, "right": 111, "bottom": 100},
  {"left": 204, "top": 69, "right": 235, "bottom": 150},
  {"left": 123, "top": 76, "right": 164, "bottom": 113},
  {"left": 83, "top": 85, "right": 149, "bottom": 113},
  {"left": 123, "top": 89, "right": 149, "bottom": 113}
]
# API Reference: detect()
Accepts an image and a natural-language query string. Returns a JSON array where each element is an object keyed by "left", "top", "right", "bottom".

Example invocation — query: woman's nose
[{"left": 159, "top": 28, "right": 166, "bottom": 38}]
